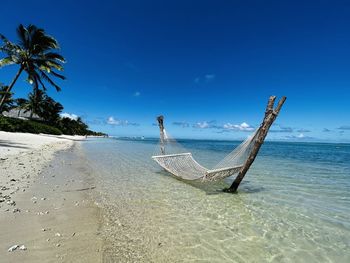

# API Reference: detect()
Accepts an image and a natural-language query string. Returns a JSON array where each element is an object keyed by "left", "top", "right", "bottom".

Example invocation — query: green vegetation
[
  {"left": 0, "top": 115, "right": 107, "bottom": 136},
  {"left": 0, "top": 115, "right": 62, "bottom": 135},
  {"left": 0, "top": 24, "right": 106, "bottom": 136}
]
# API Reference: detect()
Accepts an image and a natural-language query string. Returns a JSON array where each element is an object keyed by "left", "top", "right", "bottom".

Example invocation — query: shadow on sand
[{"left": 0, "top": 140, "right": 32, "bottom": 150}]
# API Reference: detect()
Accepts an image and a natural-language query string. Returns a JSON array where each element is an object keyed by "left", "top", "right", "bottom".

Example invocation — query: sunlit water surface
[{"left": 82, "top": 138, "right": 350, "bottom": 262}]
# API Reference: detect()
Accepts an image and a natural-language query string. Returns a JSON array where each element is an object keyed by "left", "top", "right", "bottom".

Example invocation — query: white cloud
[
  {"left": 284, "top": 133, "right": 314, "bottom": 140},
  {"left": 107, "top": 116, "right": 121, "bottom": 125},
  {"left": 133, "top": 91, "right": 141, "bottom": 97},
  {"left": 107, "top": 116, "right": 139, "bottom": 126},
  {"left": 194, "top": 121, "right": 210, "bottom": 129},
  {"left": 297, "top": 133, "right": 305, "bottom": 138},
  {"left": 223, "top": 122, "right": 254, "bottom": 131},
  {"left": 60, "top": 112, "right": 79, "bottom": 120}
]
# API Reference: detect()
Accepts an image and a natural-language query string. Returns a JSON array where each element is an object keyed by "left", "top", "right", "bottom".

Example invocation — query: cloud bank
[{"left": 60, "top": 112, "right": 79, "bottom": 120}]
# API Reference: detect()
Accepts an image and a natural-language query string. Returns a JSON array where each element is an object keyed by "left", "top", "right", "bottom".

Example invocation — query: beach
[
  {"left": 1, "top": 1, "right": 350, "bottom": 262},
  {"left": 1, "top": 133, "right": 350, "bottom": 262},
  {"left": 0, "top": 132, "right": 101, "bottom": 262}
]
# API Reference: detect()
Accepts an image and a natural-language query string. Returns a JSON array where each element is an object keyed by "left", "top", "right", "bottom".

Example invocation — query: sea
[{"left": 80, "top": 138, "right": 350, "bottom": 262}]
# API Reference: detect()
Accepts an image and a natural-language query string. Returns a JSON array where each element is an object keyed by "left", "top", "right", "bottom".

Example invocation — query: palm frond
[
  {"left": 49, "top": 70, "right": 66, "bottom": 80},
  {"left": 0, "top": 34, "right": 10, "bottom": 44},
  {"left": 1, "top": 24, "right": 66, "bottom": 96},
  {"left": 43, "top": 52, "right": 66, "bottom": 63},
  {"left": 0, "top": 57, "right": 15, "bottom": 67},
  {"left": 40, "top": 70, "right": 61, "bottom": 91},
  {"left": 16, "top": 24, "right": 30, "bottom": 49},
  {"left": 34, "top": 58, "right": 64, "bottom": 71},
  {"left": 36, "top": 71, "right": 48, "bottom": 90}
]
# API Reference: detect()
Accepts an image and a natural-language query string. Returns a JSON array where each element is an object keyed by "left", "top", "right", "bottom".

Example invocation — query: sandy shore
[{"left": 0, "top": 132, "right": 102, "bottom": 262}]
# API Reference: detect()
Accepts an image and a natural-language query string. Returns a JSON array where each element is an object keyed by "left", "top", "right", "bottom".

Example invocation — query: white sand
[
  {"left": 0, "top": 132, "right": 85, "bottom": 212},
  {"left": 0, "top": 131, "right": 85, "bottom": 157},
  {"left": 0, "top": 132, "right": 101, "bottom": 262}
]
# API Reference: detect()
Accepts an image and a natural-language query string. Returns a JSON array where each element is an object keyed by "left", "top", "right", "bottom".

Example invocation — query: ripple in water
[{"left": 82, "top": 138, "right": 350, "bottom": 262}]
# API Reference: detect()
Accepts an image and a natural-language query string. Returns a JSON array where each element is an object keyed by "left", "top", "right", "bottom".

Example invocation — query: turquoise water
[{"left": 82, "top": 138, "right": 350, "bottom": 262}]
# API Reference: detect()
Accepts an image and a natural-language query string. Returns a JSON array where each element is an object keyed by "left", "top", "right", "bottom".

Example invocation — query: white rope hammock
[{"left": 152, "top": 129, "right": 259, "bottom": 182}]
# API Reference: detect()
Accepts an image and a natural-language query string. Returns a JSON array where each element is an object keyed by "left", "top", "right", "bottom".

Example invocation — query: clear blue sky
[{"left": 1, "top": 0, "right": 349, "bottom": 142}]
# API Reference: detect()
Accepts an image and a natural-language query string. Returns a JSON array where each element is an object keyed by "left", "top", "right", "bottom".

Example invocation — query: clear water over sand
[{"left": 82, "top": 138, "right": 350, "bottom": 262}]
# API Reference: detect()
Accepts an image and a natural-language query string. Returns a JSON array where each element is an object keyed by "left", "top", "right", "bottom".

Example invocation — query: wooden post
[
  {"left": 157, "top": 115, "right": 166, "bottom": 155},
  {"left": 224, "top": 96, "right": 287, "bottom": 193}
]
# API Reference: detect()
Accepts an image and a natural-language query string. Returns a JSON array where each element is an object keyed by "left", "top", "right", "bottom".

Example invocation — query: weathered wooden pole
[
  {"left": 224, "top": 96, "right": 287, "bottom": 193},
  {"left": 157, "top": 115, "right": 166, "bottom": 155}
]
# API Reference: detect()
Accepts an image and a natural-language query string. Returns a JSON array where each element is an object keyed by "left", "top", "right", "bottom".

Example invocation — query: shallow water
[{"left": 82, "top": 138, "right": 350, "bottom": 262}]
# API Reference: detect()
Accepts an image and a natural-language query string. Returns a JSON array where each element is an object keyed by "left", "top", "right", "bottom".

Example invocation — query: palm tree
[
  {"left": 0, "top": 24, "right": 65, "bottom": 111},
  {"left": 22, "top": 89, "right": 63, "bottom": 123},
  {"left": 15, "top": 98, "right": 29, "bottom": 117},
  {"left": 41, "top": 95, "right": 63, "bottom": 124},
  {"left": 25, "top": 89, "right": 46, "bottom": 119},
  {"left": 0, "top": 84, "right": 14, "bottom": 113}
]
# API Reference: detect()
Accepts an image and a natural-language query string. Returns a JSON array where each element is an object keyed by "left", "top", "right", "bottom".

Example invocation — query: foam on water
[{"left": 82, "top": 138, "right": 350, "bottom": 262}]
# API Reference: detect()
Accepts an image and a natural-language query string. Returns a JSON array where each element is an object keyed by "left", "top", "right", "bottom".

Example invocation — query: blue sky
[{"left": 1, "top": 0, "right": 350, "bottom": 142}]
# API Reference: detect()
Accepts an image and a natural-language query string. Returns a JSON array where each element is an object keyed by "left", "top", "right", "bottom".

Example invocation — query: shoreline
[{"left": 0, "top": 132, "right": 102, "bottom": 262}]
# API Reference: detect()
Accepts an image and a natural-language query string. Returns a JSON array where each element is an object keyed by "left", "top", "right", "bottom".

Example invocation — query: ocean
[{"left": 81, "top": 138, "right": 350, "bottom": 262}]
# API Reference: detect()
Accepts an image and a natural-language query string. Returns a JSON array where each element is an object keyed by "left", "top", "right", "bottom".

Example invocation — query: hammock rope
[{"left": 152, "top": 128, "right": 259, "bottom": 182}]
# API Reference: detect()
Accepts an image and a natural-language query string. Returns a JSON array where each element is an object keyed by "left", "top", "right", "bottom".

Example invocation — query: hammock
[
  {"left": 151, "top": 96, "right": 286, "bottom": 189},
  {"left": 152, "top": 127, "right": 259, "bottom": 182}
]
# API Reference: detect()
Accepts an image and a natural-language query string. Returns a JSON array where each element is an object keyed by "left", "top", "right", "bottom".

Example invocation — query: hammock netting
[{"left": 152, "top": 129, "right": 259, "bottom": 182}]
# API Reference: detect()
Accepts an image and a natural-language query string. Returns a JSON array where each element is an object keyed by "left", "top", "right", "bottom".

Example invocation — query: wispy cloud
[
  {"left": 107, "top": 116, "right": 139, "bottom": 126},
  {"left": 297, "top": 128, "right": 311, "bottom": 133},
  {"left": 338, "top": 125, "right": 350, "bottom": 130},
  {"left": 60, "top": 112, "right": 79, "bottom": 120},
  {"left": 86, "top": 117, "right": 105, "bottom": 125},
  {"left": 270, "top": 125, "right": 293, "bottom": 133},
  {"left": 223, "top": 122, "right": 254, "bottom": 131},
  {"left": 204, "top": 74, "right": 215, "bottom": 81},
  {"left": 133, "top": 91, "right": 141, "bottom": 97},
  {"left": 194, "top": 74, "right": 216, "bottom": 84},
  {"left": 323, "top": 128, "right": 331, "bottom": 132},
  {"left": 173, "top": 121, "right": 190, "bottom": 128},
  {"left": 285, "top": 133, "right": 314, "bottom": 140},
  {"left": 192, "top": 120, "right": 219, "bottom": 129},
  {"left": 193, "top": 121, "right": 210, "bottom": 129}
]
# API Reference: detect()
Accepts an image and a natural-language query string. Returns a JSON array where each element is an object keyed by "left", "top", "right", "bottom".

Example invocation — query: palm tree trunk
[{"left": 0, "top": 66, "right": 24, "bottom": 112}]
